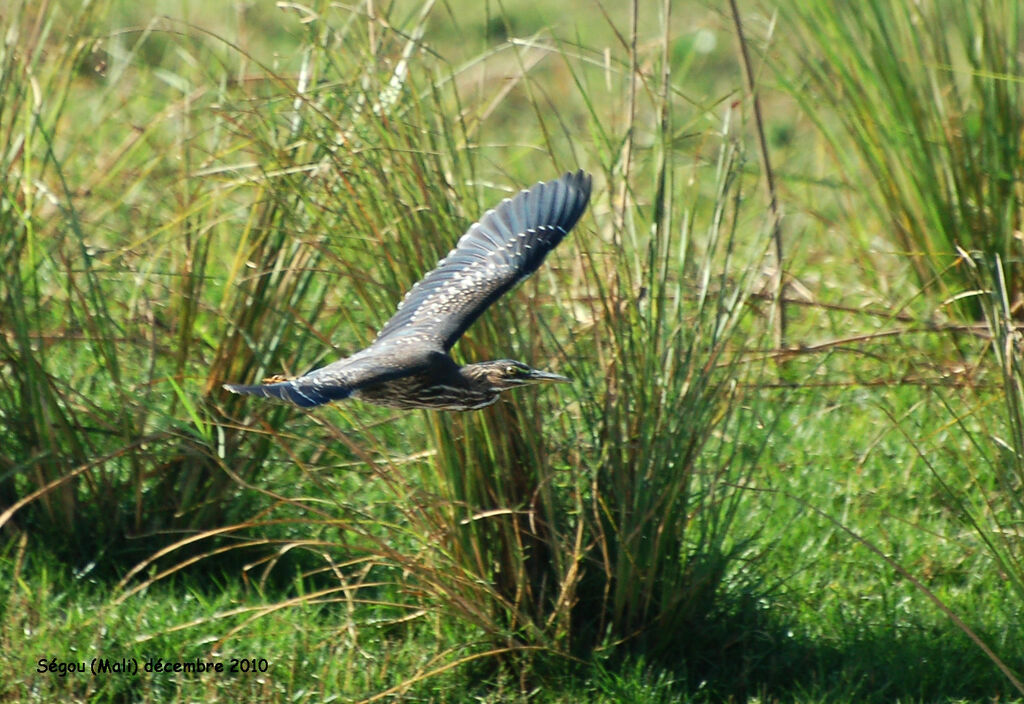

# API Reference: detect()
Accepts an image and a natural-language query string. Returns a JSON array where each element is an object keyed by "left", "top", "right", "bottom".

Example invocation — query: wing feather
[
  {"left": 223, "top": 345, "right": 441, "bottom": 407},
  {"left": 373, "top": 170, "right": 591, "bottom": 350}
]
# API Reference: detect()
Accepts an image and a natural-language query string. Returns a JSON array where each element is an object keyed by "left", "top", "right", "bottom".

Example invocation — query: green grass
[
  {"left": 777, "top": 0, "right": 1024, "bottom": 317},
  {"left": 1, "top": 0, "right": 1023, "bottom": 702}
]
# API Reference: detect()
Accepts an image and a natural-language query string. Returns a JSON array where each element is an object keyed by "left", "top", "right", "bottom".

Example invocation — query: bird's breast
[{"left": 353, "top": 373, "right": 499, "bottom": 411}]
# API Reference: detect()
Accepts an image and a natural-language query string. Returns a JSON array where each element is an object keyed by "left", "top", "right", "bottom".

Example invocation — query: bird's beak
[{"left": 527, "top": 369, "right": 572, "bottom": 384}]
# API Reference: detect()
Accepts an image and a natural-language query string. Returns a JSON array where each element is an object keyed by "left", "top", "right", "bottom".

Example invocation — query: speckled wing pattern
[
  {"left": 372, "top": 169, "right": 592, "bottom": 351},
  {"left": 223, "top": 170, "right": 591, "bottom": 408},
  {"left": 222, "top": 346, "right": 444, "bottom": 408}
]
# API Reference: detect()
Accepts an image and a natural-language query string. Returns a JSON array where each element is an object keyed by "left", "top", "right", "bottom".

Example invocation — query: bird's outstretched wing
[
  {"left": 223, "top": 346, "right": 444, "bottom": 408},
  {"left": 372, "top": 170, "right": 592, "bottom": 351},
  {"left": 221, "top": 378, "right": 347, "bottom": 408}
]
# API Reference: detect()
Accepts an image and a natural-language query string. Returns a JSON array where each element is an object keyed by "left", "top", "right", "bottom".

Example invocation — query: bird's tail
[{"left": 222, "top": 379, "right": 350, "bottom": 408}]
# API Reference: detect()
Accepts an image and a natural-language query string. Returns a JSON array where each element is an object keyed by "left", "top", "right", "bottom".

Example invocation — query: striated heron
[{"left": 223, "top": 170, "right": 592, "bottom": 410}]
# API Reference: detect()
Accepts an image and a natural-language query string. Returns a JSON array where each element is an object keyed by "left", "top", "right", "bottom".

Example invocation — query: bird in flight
[{"left": 223, "top": 170, "right": 592, "bottom": 410}]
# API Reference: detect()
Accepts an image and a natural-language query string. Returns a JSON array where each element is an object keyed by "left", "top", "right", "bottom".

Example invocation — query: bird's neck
[{"left": 458, "top": 362, "right": 497, "bottom": 388}]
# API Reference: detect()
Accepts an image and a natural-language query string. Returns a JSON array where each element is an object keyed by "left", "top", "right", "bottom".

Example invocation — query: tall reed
[{"left": 778, "top": 0, "right": 1024, "bottom": 319}]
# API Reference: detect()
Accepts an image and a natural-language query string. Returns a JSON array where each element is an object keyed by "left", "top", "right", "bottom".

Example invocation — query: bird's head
[{"left": 463, "top": 359, "right": 571, "bottom": 391}]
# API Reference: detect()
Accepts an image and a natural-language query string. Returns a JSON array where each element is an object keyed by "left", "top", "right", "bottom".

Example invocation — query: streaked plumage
[{"left": 223, "top": 170, "right": 592, "bottom": 410}]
